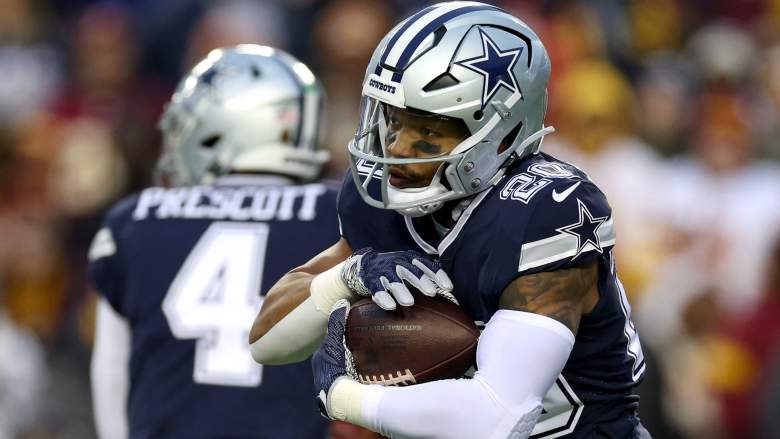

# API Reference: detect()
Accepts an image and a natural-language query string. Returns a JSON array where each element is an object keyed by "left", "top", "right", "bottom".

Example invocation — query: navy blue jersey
[
  {"left": 88, "top": 178, "right": 339, "bottom": 439},
  {"left": 339, "top": 154, "right": 646, "bottom": 438}
]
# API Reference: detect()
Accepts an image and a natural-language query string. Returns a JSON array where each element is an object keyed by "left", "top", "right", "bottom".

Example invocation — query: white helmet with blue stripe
[
  {"left": 348, "top": 1, "right": 553, "bottom": 217},
  {"left": 157, "top": 44, "right": 328, "bottom": 186}
]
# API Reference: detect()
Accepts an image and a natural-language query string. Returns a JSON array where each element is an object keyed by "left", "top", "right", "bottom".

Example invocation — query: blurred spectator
[
  {"left": 648, "top": 286, "right": 724, "bottom": 438},
  {"left": 0, "top": 0, "right": 62, "bottom": 129},
  {"left": 687, "top": 22, "right": 759, "bottom": 84},
  {"left": 60, "top": 1, "right": 167, "bottom": 192},
  {"left": 4, "top": 3, "right": 163, "bottom": 347},
  {"left": 310, "top": 0, "right": 395, "bottom": 176},
  {"left": 634, "top": 52, "right": 698, "bottom": 155},
  {"left": 0, "top": 212, "right": 66, "bottom": 341},
  {"left": 540, "top": 1, "right": 606, "bottom": 86},
  {"left": 628, "top": 0, "right": 684, "bottom": 58},
  {"left": 756, "top": 44, "right": 780, "bottom": 160},
  {"left": 758, "top": 348, "right": 780, "bottom": 439},
  {"left": 708, "top": 238, "right": 780, "bottom": 438},
  {"left": 0, "top": 280, "right": 47, "bottom": 438},
  {"left": 654, "top": 87, "right": 780, "bottom": 313},
  {"left": 15, "top": 2, "right": 167, "bottom": 212},
  {"left": 545, "top": 59, "right": 666, "bottom": 299},
  {"left": 688, "top": 0, "right": 769, "bottom": 27},
  {"left": 497, "top": 1, "right": 544, "bottom": 38},
  {"left": 638, "top": 84, "right": 780, "bottom": 439},
  {"left": 638, "top": 85, "right": 780, "bottom": 340},
  {"left": 0, "top": 129, "right": 13, "bottom": 203},
  {"left": 183, "top": 0, "right": 288, "bottom": 70}
]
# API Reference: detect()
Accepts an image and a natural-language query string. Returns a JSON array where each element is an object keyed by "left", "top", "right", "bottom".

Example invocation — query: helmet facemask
[
  {"left": 349, "top": 98, "right": 474, "bottom": 217},
  {"left": 155, "top": 100, "right": 207, "bottom": 187},
  {"left": 348, "top": 96, "right": 553, "bottom": 217}
]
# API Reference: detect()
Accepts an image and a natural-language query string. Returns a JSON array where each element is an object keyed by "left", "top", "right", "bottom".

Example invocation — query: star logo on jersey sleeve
[
  {"left": 456, "top": 28, "right": 523, "bottom": 109},
  {"left": 556, "top": 199, "right": 608, "bottom": 259}
]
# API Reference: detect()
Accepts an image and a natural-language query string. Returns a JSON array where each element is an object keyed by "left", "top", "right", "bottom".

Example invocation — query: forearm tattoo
[{"left": 498, "top": 262, "right": 598, "bottom": 333}]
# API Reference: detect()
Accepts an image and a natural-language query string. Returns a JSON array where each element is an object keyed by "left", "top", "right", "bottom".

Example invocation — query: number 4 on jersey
[{"left": 163, "top": 222, "right": 268, "bottom": 387}]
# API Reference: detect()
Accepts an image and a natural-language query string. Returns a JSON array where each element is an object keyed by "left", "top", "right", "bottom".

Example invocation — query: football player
[
  {"left": 249, "top": 2, "right": 650, "bottom": 438},
  {"left": 88, "top": 45, "right": 337, "bottom": 439}
]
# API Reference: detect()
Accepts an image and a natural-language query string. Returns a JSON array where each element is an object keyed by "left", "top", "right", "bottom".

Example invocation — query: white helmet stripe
[
  {"left": 374, "top": 4, "right": 440, "bottom": 76},
  {"left": 381, "top": 2, "right": 501, "bottom": 83},
  {"left": 381, "top": 2, "right": 461, "bottom": 68}
]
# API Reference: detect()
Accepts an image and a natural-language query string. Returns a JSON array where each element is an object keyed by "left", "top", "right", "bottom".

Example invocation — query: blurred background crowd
[{"left": 1, "top": 0, "right": 779, "bottom": 438}]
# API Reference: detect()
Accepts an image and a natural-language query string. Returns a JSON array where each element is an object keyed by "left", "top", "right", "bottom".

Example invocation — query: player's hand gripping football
[
  {"left": 341, "top": 247, "right": 454, "bottom": 310},
  {"left": 312, "top": 299, "right": 355, "bottom": 419}
]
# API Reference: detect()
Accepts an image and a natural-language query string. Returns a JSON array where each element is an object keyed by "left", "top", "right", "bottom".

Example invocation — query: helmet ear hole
[
  {"left": 473, "top": 110, "right": 484, "bottom": 121},
  {"left": 423, "top": 73, "right": 460, "bottom": 92},
  {"left": 498, "top": 122, "right": 522, "bottom": 154},
  {"left": 201, "top": 135, "right": 221, "bottom": 149}
]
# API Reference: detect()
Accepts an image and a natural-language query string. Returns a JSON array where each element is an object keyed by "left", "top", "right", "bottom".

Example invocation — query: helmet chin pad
[{"left": 386, "top": 180, "right": 448, "bottom": 217}]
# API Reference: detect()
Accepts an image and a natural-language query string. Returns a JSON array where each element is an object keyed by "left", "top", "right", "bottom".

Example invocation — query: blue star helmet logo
[
  {"left": 200, "top": 64, "right": 221, "bottom": 86},
  {"left": 556, "top": 199, "right": 608, "bottom": 260},
  {"left": 456, "top": 28, "right": 523, "bottom": 109}
]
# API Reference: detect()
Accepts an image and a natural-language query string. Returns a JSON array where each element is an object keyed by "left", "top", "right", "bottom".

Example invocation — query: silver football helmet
[
  {"left": 157, "top": 44, "right": 328, "bottom": 186},
  {"left": 348, "top": 1, "right": 553, "bottom": 216}
]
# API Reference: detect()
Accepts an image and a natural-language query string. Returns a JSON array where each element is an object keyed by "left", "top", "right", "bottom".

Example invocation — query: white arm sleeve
[
  {"left": 249, "top": 296, "right": 328, "bottom": 364},
  {"left": 91, "top": 298, "right": 130, "bottom": 439},
  {"left": 332, "top": 310, "right": 575, "bottom": 439},
  {"left": 250, "top": 261, "right": 354, "bottom": 365}
]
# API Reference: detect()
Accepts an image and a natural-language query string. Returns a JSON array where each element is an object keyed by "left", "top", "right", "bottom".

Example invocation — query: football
[{"left": 345, "top": 295, "right": 479, "bottom": 386}]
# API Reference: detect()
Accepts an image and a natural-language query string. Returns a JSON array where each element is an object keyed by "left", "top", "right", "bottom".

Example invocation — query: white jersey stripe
[{"left": 517, "top": 219, "right": 616, "bottom": 272}]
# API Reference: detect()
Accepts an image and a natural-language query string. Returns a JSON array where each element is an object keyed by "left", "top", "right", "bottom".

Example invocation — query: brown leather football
[{"left": 345, "top": 295, "right": 479, "bottom": 386}]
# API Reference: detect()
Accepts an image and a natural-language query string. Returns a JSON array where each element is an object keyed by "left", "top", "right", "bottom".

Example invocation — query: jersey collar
[{"left": 403, "top": 182, "right": 497, "bottom": 256}]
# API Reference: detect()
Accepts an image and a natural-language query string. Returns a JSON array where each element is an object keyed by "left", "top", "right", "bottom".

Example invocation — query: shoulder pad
[
  {"left": 514, "top": 177, "right": 613, "bottom": 275},
  {"left": 486, "top": 158, "right": 613, "bottom": 274}
]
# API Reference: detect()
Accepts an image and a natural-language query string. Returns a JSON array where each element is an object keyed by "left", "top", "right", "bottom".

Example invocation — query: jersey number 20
[{"left": 163, "top": 222, "right": 267, "bottom": 387}]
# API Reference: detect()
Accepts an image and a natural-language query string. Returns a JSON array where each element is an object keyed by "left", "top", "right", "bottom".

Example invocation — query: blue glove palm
[
  {"left": 312, "top": 299, "right": 354, "bottom": 419},
  {"left": 341, "top": 248, "right": 454, "bottom": 310}
]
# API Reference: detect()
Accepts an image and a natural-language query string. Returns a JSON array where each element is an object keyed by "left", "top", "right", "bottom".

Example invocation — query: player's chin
[{"left": 388, "top": 171, "right": 425, "bottom": 189}]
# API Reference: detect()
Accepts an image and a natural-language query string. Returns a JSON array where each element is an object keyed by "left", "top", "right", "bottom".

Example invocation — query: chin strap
[
  {"left": 391, "top": 125, "right": 556, "bottom": 218},
  {"left": 506, "top": 125, "right": 556, "bottom": 161},
  {"left": 528, "top": 125, "right": 555, "bottom": 155},
  {"left": 387, "top": 186, "right": 449, "bottom": 217}
]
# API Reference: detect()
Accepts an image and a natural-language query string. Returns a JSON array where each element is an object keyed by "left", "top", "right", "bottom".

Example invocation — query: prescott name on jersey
[{"left": 88, "top": 179, "right": 340, "bottom": 439}]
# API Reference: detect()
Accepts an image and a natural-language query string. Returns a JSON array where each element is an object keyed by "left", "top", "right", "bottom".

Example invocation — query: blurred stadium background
[{"left": 1, "top": 0, "right": 780, "bottom": 438}]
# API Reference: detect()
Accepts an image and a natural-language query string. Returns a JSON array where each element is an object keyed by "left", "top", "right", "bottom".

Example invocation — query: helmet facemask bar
[
  {"left": 155, "top": 101, "right": 204, "bottom": 186},
  {"left": 347, "top": 96, "right": 472, "bottom": 217}
]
